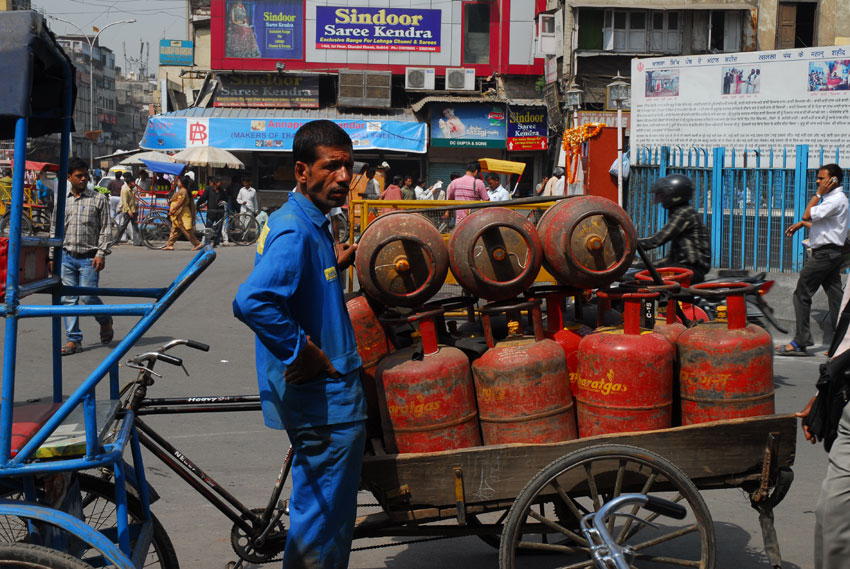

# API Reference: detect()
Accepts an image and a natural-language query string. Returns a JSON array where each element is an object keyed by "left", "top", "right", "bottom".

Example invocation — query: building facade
[{"left": 145, "top": 0, "right": 554, "bottom": 195}]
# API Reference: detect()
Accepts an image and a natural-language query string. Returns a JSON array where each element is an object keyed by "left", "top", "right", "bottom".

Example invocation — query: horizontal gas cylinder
[
  {"left": 356, "top": 212, "right": 448, "bottom": 308},
  {"left": 472, "top": 299, "right": 577, "bottom": 445},
  {"left": 375, "top": 309, "right": 481, "bottom": 454},
  {"left": 576, "top": 290, "right": 673, "bottom": 437},
  {"left": 448, "top": 207, "right": 542, "bottom": 301},
  {"left": 536, "top": 196, "right": 636, "bottom": 289},
  {"left": 678, "top": 283, "right": 774, "bottom": 425}
]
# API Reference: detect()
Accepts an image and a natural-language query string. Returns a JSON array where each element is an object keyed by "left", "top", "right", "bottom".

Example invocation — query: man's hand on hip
[{"left": 285, "top": 339, "right": 341, "bottom": 385}]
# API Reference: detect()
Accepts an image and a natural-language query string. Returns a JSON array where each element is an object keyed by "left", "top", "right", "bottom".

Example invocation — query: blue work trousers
[
  {"left": 283, "top": 420, "right": 366, "bottom": 569},
  {"left": 60, "top": 254, "right": 111, "bottom": 344}
]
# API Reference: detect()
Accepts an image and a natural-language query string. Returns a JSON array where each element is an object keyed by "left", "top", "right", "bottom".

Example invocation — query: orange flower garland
[{"left": 562, "top": 122, "right": 606, "bottom": 183}]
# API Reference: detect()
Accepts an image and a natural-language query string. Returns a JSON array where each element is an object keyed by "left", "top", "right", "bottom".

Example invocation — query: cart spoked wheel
[
  {"left": 0, "top": 473, "right": 179, "bottom": 569},
  {"left": 498, "top": 444, "right": 716, "bottom": 569},
  {"left": 140, "top": 211, "right": 172, "bottom": 249},
  {"left": 0, "top": 213, "right": 33, "bottom": 237},
  {"left": 0, "top": 542, "right": 94, "bottom": 568}
]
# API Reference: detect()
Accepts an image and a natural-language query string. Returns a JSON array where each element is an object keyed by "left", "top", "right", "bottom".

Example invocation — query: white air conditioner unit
[
  {"left": 405, "top": 67, "right": 435, "bottom": 90},
  {"left": 445, "top": 68, "right": 476, "bottom": 91}
]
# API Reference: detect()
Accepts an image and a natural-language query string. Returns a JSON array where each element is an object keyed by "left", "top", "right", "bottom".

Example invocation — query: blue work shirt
[{"left": 233, "top": 192, "right": 365, "bottom": 431}]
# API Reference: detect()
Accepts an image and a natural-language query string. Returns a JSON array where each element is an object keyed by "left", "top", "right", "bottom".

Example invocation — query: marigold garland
[{"left": 562, "top": 122, "right": 606, "bottom": 184}]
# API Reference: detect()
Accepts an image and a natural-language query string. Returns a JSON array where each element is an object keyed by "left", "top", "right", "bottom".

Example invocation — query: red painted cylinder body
[
  {"left": 678, "top": 287, "right": 774, "bottom": 424},
  {"left": 535, "top": 288, "right": 593, "bottom": 396},
  {"left": 347, "top": 294, "right": 392, "bottom": 442},
  {"left": 576, "top": 292, "right": 674, "bottom": 437},
  {"left": 448, "top": 207, "right": 543, "bottom": 301},
  {"left": 472, "top": 300, "right": 578, "bottom": 445},
  {"left": 376, "top": 310, "right": 481, "bottom": 453}
]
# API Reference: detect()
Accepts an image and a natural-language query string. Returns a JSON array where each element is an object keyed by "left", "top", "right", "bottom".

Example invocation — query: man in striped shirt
[
  {"left": 51, "top": 157, "right": 114, "bottom": 355},
  {"left": 446, "top": 161, "right": 489, "bottom": 224}
]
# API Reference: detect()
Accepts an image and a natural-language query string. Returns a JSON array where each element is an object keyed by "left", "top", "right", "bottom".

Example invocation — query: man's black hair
[
  {"left": 366, "top": 166, "right": 376, "bottom": 178},
  {"left": 67, "top": 157, "right": 88, "bottom": 175},
  {"left": 466, "top": 161, "right": 481, "bottom": 174},
  {"left": 210, "top": 175, "right": 221, "bottom": 183},
  {"left": 821, "top": 163, "right": 844, "bottom": 184},
  {"left": 293, "top": 120, "right": 352, "bottom": 165},
  {"left": 485, "top": 173, "right": 500, "bottom": 182},
  {"left": 113, "top": 171, "right": 121, "bottom": 179},
  {"left": 392, "top": 175, "right": 403, "bottom": 186},
  {"left": 450, "top": 172, "right": 462, "bottom": 180}
]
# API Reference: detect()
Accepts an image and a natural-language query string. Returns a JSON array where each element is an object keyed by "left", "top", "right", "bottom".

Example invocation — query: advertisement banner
[
  {"left": 631, "top": 44, "right": 850, "bottom": 167},
  {"left": 159, "top": 40, "right": 193, "bottom": 66},
  {"left": 507, "top": 107, "right": 548, "bottom": 151},
  {"left": 316, "top": 6, "right": 441, "bottom": 52},
  {"left": 214, "top": 74, "right": 319, "bottom": 108},
  {"left": 430, "top": 104, "right": 506, "bottom": 148},
  {"left": 224, "top": 0, "right": 303, "bottom": 60},
  {"left": 141, "top": 116, "right": 427, "bottom": 153}
]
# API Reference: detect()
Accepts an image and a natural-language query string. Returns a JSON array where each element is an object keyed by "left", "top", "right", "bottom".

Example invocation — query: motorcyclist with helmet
[{"left": 638, "top": 174, "right": 711, "bottom": 283}]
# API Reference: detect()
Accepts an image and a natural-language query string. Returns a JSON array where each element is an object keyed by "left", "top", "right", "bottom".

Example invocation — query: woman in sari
[{"left": 162, "top": 175, "right": 202, "bottom": 250}]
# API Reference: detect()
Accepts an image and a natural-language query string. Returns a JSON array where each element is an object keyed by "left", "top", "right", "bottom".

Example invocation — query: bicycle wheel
[
  {"left": 0, "top": 213, "right": 34, "bottom": 237},
  {"left": 30, "top": 208, "right": 51, "bottom": 235},
  {"left": 0, "top": 543, "right": 93, "bottom": 568},
  {"left": 0, "top": 473, "right": 179, "bottom": 569},
  {"left": 227, "top": 213, "right": 260, "bottom": 246},
  {"left": 140, "top": 211, "right": 172, "bottom": 250},
  {"left": 499, "top": 444, "right": 716, "bottom": 569}
]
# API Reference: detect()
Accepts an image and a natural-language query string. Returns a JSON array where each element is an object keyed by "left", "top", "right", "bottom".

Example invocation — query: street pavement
[{"left": 2, "top": 242, "right": 832, "bottom": 568}]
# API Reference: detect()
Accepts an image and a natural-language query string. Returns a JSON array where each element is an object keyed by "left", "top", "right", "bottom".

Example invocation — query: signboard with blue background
[
  {"left": 141, "top": 115, "right": 427, "bottom": 153},
  {"left": 316, "top": 6, "right": 441, "bottom": 52},
  {"left": 224, "top": 0, "right": 304, "bottom": 59},
  {"left": 430, "top": 104, "right": 507, "bottom": 148},
  {"left": 159, "top": 40, "right": 194, "bottom": 66}
]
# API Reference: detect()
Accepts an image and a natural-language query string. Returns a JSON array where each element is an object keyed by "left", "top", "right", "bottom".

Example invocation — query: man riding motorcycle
[{"left": 638, "top": 174, "right": 711, "bottom": 284}]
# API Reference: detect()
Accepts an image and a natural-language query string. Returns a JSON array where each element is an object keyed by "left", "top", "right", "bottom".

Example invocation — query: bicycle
[{"left": 140, "top": 207, "right": 260, "bottom": 249}]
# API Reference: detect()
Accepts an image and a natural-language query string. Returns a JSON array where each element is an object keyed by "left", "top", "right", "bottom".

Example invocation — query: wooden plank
[{"left": 361, "top": 414, "right": 796, "bottom": 510}]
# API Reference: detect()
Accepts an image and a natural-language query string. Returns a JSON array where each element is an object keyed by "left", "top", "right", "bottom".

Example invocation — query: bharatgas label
[{"left": 316, "top": 7, "right": 441, "bottom": 52}]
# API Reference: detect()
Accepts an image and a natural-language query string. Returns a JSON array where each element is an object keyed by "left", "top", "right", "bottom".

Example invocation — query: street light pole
[
  {"left": 48, "top": 16, "right": 135, "bottom": 170},
  {"left": 607, "top": 72, "right": 630, "bottom": 208}
]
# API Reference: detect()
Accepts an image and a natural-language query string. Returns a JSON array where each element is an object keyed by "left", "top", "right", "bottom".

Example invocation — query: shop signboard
[
  {"left": 507, "top": 106, "right": 548, "bottom": 151},
  {"left": 430, "top": 104, "right": 506, "bottom": 148},
  {"left": 214, "top": 74, "right": 319, "bottom": 108},
  {"left": 159, "top": 40, "right": 193, "bottom": 66},
  {"left": 224, "top": 0, "right": 304, "bottom": 60},
  {"left": 577, "top": 111, "right": 631, "bottom": 136},
  {"left": 142, "top": 116, "right": 427, "bottom": 153},
  {"left": 316, "top": 6, "right": 441, "bottom": 52}
]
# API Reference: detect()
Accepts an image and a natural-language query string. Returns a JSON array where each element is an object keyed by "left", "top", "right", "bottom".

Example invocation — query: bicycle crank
[{"left": 230, "top": 508, "right": 288, "bottom": 564}]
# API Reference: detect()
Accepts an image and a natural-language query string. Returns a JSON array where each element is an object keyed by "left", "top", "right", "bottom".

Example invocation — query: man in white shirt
[
  {"left": 485, "top": 173, "right": 511, "bottom": 202},
  {"left": 237, "top": 176, "right": 259, "bottom": 215},
  {"left": 779, "top": 164, "right": 849, "bottom": 356}
]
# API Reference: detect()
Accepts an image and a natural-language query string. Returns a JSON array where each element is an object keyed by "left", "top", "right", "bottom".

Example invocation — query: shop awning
[
  {"left": 140, "top": 107, "right": 427, "bottom": 154},
  {"left": 567, "top": 2, "right": 754, "bottom": 9}
]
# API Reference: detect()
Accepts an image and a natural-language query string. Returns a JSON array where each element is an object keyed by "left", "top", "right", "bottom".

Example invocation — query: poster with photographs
[{"left": 631, "top": 45, "right": 850, "bottom": 167}]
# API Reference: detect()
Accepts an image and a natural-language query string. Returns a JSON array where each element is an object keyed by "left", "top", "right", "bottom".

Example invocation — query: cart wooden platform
[{"left": 353, "top": 414, "right": 796, "bottom": 569}]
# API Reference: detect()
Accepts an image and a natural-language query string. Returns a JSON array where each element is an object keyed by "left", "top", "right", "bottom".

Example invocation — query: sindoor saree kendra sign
[
  {"left": 631, "top": 44, "right": 850, "bottom": 167},
  {"left": 214, "top": 74, "right": 319, "bottom": 108},
  {"left": 316, "top": 7, "right": 441, "bottom": 52}
]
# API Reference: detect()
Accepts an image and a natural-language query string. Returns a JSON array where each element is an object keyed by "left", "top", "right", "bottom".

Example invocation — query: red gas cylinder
[
  {"left": 356, "top": 212, "right": 449, "bottom": 308},
  {"left": 375, "top": 309, "right": 481, "bottom": 453},
  {"left": 677, "top": 283, "right": 775, "bottom": 425},
  {"left": 346, "top": 294, "right": 392, "bottom": 440},
  {"left": 635, "top": 267, "right": 708, "bottom": 323},
  {"left": 472, "top": 299, "right": 578, "bottom": 445},
  {"left": 576, "top": 291, "right": 674, "bottom": 437},
  {"left": 536, "top": 196, "right": 637, "bottom": 289},
  {"left": 527, "top": 286, "right": 593, "bottom": 396},
  {"left": 448, "top": 207, "right": 543, "bottom": 301}
]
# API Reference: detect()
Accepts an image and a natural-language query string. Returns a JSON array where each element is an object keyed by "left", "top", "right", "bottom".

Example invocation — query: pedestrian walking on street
[
  {"left": 162, "top": 174, "right": 202, "bottom": 251},
  {"left": 111, "top": 172, "right": 141, "bottom": 246},
  {"left": 196, "top": 176, "right": 228, "bottom": 247},
  {"left": 51, "top": 157, "right": 114, "bottom": 355},
  {"left": 233, "top": 120, "right": 365, "bottom": 569},
  {"left": 237, "top": 176, "right": 259, "bottom": 215},
  {"left": 778, "top": 164, "right": 849, "bottom": 356},
  {"left": 446, "top": 161, "right": 489, "bottom": 224}
]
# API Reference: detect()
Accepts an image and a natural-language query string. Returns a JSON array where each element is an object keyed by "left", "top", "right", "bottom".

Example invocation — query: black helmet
[{"left": 651, "top": 174, "right": 694, "bottom": 209}]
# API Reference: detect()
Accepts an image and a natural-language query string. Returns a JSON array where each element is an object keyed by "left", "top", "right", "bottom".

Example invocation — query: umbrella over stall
[
  {"left": 172, "top": 146, "right": 245, "bottom": 169},
  {"left": 120, "top": 151, "right": 175, "bottom": 166}
]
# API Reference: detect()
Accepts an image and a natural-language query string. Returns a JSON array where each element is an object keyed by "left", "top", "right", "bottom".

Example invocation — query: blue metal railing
[{"left": 629, "top": 144, "right": 848, "bottom": 273}]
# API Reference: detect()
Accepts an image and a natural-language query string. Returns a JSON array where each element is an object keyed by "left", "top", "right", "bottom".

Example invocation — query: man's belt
[{"left": 64, "top": 249, "right": 98, "bottom": 259}]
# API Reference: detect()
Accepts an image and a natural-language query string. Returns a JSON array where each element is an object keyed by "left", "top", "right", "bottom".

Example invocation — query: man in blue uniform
[{"left": 233, "top": 120, "right": 364, "bottom": 569}]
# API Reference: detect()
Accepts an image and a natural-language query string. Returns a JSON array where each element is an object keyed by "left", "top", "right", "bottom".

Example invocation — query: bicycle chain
[{"left": 352, "top": 535, "right": 459, "bottom": 552}]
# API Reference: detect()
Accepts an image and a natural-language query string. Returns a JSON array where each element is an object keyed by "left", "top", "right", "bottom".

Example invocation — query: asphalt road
[{"left": 2, "top": 242, "right": 833, "bottom": 569}]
